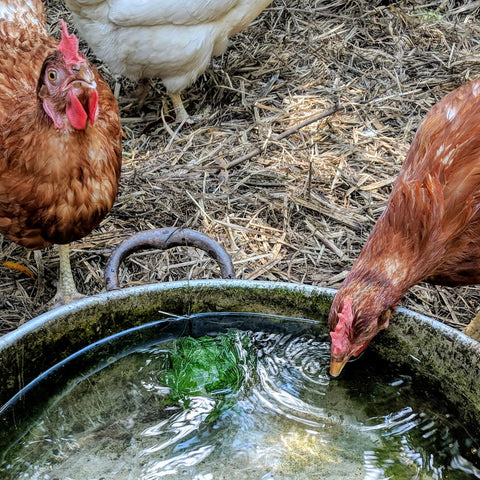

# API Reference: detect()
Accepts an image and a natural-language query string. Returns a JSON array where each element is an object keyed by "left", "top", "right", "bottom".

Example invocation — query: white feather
[{"left": 64, "top": 0, "right": 273, "bottom": 109}]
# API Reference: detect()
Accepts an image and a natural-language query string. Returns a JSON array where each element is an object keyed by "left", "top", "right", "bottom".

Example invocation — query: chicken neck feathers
[{"left": 333, "top": 77, "right": 480, "bottom": 326}]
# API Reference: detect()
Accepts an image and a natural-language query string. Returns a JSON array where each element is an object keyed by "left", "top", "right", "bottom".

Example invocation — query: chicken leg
[
  {"left": 123, "top": 80, "right": 189, "bottom": 123},
  {"left": 53, "top": 243, "right": 84, "bottom": 305},
  {"left": 463, "top": 311, "right": 480, "bottom": 343},
  {"left": 168, "top": 91, "right": 189, "bottom": 124}
]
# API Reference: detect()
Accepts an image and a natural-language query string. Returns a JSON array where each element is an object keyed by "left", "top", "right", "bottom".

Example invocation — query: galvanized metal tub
[{"left": 1, "top": 279, "right": 480, "bottom": 435}]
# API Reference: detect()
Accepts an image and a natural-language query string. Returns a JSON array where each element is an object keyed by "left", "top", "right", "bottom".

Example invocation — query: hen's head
[
  {"left": 38, "top": 20, "right": 98, "bottom": 131},
  {"left": 328, "top": 295, "right": 391, "bottom": 377}
]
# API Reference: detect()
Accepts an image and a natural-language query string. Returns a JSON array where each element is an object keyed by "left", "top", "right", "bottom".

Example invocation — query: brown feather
[
  {"left": 0, "top": 2, "right": 122, "bottom": 250},
  {"left": 329, "top": 77, "right": 480, "bottom": 367}
]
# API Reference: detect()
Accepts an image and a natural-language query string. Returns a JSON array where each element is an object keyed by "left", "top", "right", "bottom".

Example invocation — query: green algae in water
[
  {"left": 1, "top": 313, "right": 479, "bottom": 479},
  {"left": 164, "top": 332, "right": 256, "bottom": 410}
]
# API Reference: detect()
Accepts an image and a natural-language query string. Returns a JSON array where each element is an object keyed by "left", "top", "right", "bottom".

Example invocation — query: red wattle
[
  {"left": 88, "top": 88, "right": 98, "bottom": 125},
  {"left": 66, "top": 90, "right": 88, "bottom": 130}
]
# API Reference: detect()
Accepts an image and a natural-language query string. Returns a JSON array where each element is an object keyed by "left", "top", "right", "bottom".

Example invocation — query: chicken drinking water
[
  {"left": 329, "top": 78, "right": 480, "bottom": 376},
  {"left": 0, "top": 0, "right": 122, "bottom": 304}
]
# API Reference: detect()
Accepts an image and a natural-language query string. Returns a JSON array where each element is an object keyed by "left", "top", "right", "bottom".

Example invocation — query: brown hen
[
  {"left": 0, "top": 1, "right": 122, "bottom": 304},
  {"left": 329, "top": 78, "right": 480, "bottom": 376}
]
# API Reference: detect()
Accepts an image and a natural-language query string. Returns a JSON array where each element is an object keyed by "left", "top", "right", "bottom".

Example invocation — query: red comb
[
  {"left": 330, "top": 296, "right": 354, "bottom": 357},
  {"left": 58, "top": 20, "right": 84, "bottom": 66}
]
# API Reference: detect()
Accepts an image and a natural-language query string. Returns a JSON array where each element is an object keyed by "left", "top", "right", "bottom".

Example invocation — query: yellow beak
[{"left": 330, "top": 358, "right": 349, "bottom": 377}]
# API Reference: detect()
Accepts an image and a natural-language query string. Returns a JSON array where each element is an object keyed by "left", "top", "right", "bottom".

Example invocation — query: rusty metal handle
[{"left": 105, "top": 228, "right": 235, "bottom": 291}]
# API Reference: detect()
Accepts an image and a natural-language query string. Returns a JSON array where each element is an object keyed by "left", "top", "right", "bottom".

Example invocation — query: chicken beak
[
  {"left": 64, "top": 64, "right": 96, "bottom": 92},
  {"left": 329, "top": 358, "right": 349, "bottom": 377},
  {"left": 75, "top": 62, "right": 94, "bottom": 82}
]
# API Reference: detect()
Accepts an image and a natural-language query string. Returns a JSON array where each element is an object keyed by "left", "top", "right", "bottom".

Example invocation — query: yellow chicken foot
[
  {"left": 53, "top": 244, "right": 84, "bottom": 306},
  {"left": 463, "top": 311, "right": 480, "bottom": 343},
  {"left": 168, "top": 91, "right": 190, "bottom": 124},
  {"left": 33, "top": 249, "right": 44, "bottom": 302}
]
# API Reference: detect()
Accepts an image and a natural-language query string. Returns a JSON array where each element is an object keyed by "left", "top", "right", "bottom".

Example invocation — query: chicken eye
[{"left": 48, "top": 70, "right": 57, "bottom": 82}]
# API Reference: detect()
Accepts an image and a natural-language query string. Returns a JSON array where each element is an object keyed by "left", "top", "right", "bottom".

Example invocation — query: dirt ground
[{"left": 1, "top": 0, "right": 480, "bottom": 333}]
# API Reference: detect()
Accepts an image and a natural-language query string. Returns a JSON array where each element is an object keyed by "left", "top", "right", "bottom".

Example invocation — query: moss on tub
[{"left": 1, "top": 279, "right": 480, "bottom": 436}]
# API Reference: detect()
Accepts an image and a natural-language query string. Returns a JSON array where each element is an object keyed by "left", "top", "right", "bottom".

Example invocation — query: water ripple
[
  {"left": 141, "top": 445, "right": 215, "bottom": 479},
  {"left": 141, "top": 397, "right": 216, "bottom": 454},
  {"left": 2, "top": 326, "right": 479, "bottom": 480},
  {"left": 362, "top": 406, "right": 419, "bottom": 435},
  {"left": 254, "top": 362, "right": 339, "bottom": 429}
]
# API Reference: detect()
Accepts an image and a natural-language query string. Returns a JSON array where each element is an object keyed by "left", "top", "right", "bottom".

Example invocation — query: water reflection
[{"left": 1, "top": 328, "right": 479, "bottom": 479}]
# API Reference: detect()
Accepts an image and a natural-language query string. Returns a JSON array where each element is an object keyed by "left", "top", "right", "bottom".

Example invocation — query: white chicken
[{"left": 64, "top": 0, "right": 274, "bottom": 122}]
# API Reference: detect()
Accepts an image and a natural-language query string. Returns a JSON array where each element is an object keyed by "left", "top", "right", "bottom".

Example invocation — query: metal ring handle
[{"left": 105, "top": 228, "right": 236, "bottom": 291}]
